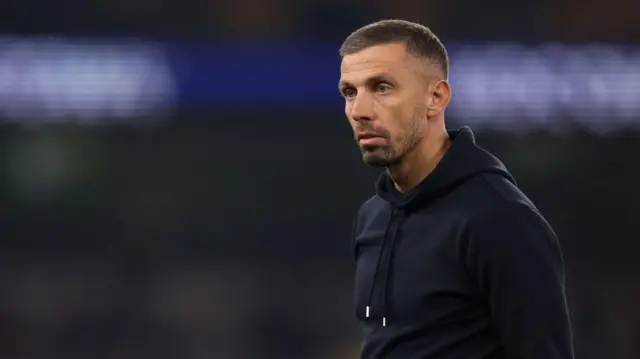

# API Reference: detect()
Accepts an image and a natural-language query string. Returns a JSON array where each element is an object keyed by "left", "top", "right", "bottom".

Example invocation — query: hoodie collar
[{"left": 374, "top": 126, "right": 515, "bottom": 210}]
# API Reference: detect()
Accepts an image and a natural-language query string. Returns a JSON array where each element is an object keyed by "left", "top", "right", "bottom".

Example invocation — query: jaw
[{"left": 361, "top": 144, "right": 400, "bottom": 167}]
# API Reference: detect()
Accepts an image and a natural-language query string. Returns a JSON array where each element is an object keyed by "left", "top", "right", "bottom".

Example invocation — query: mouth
[{"left": 357, "top": 133, "right": 387, "bottom": 146}]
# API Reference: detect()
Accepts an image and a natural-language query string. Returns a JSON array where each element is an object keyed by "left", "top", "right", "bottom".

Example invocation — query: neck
[{"left": 387, "top": 129, "right": 451, "bottom": 193}]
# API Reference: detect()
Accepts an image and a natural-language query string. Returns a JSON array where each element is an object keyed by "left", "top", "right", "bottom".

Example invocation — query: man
[{"left": 339, "top": 20, "right": 574, "bottom": 359}]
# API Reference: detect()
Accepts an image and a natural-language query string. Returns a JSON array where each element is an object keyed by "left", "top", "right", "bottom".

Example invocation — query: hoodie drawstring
[
  {"left": 365, "top": 206, "right": 394, "bottom": 325},
  {"left": 365, "top": 206, "right": 404, "bottom": 327},
  {"left": 380, "top": 216, "right": 403, "bottom": 326}
]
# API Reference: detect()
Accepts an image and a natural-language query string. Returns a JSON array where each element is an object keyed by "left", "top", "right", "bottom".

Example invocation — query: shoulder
[
  {"left": 475, "top": 172, "right": 532, "bottom": 203},
  {"left": 458, "top": 173, "right": 558, "bottom": 249},
  {"left": 353, "top": 194, "right": 390, "bottom": 232},
  {"left": 464, "top": 200, "right": 560, "bottom": 259},
  {"left": 471, "top": 200, "right": 550, "bottom": 230},
  {"left": 358, "top": 194, "right": 386, "bottom": 215},
  {"left": 472, "top": 172, "right": 552, "bottom": 232},
  {"left": 452, "top": 171, "right": 542, "bottom": 222}
]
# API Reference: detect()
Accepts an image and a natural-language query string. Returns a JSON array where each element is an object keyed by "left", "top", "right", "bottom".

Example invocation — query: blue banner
[
  {"left": 167, "top": 43, "right": 341, "bottom": 106},
  {"left": 0, "top": 37, "right": 639, "bottom": 129}
]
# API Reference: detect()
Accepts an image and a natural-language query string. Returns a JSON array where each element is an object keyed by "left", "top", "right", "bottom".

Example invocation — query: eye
[
  {"left": 375, "top": 83, "right": 392, "bottom": 94},
  {"left": 342, "top": 87, "right": 356, "bottom": 99}
]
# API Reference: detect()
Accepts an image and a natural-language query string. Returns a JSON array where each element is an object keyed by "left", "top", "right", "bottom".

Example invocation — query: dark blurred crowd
[
  {"left": 1, "top": 119, "right": 639, "bottom": 358},
  {"left": 0, "top": 255, "right": 358, "bottom": 359},
  {"left": 2, "top": 0, "right": 640, "bottom": 41}
]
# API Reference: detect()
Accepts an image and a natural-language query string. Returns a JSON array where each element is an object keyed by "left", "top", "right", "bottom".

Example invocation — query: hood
[{"left": 374, "top": 126, "right": 516, "bottom": 209}]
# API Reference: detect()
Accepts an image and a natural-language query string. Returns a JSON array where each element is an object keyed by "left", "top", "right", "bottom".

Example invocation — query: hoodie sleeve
[{"left": 465, "top": 202, "right": 575, "bottom": 359}]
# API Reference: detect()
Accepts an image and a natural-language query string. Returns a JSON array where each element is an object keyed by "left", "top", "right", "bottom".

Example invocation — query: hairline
[{"left": 340, "top": 41, "right": 447, "bottom": 80}]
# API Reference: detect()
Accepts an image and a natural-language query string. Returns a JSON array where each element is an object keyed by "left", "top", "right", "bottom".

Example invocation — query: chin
[
  {"left": 363, "top": 158, "right": 389, "bottom": 167},
  {"left": 362, "top": 152, "right": 395, "bottom": 167},
  {"left": 360, "top": 144, "right": 399, "bottom": 167}
]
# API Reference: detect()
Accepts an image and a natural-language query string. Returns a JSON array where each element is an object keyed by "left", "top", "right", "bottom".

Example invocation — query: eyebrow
[{"left": 338, "top": 80, "right": 351, "bottom": 91}]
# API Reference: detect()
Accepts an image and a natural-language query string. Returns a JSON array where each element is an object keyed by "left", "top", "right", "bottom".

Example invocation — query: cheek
[
  {"left": 384, "top": 101, "right": 412, "bottom": 126},
  {"left": 386, "top": 102, "right": 420, "bottom": 139}
]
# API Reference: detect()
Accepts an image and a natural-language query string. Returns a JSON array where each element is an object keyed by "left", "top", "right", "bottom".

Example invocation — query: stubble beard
[{"left": 361, "top": 110, "right": 425, "bottom": 168}]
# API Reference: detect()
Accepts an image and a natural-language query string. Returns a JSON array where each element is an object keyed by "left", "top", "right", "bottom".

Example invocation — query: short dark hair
[{"left": 339, "top": 19, "right": 449, "bottom": 79}]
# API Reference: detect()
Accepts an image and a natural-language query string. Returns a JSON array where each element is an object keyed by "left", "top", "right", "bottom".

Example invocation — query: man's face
[{"left": 339, "top": 42, "right": 430, "bottom": 167}]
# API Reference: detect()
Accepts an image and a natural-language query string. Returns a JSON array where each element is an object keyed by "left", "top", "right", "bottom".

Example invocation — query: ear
[{"left": 426, "top": 80, "right": 451, "bottom": 117}]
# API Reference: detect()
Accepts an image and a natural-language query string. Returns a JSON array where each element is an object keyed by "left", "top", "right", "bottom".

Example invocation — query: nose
[{"left": 349, "top": 93, "right": 375, "bottom": 122}]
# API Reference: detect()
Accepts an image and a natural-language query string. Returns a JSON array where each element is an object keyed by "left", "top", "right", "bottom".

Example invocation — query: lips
[
  {"left": 357, "top": 133, "right": 384, "bottom": 141},
  {"left": 358, "top": 133, "right": 387, "bottom": 146}
]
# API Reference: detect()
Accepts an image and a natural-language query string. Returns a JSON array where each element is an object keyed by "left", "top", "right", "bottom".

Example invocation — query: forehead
[{"left": 340, "top": 43, "right": 410, "bottom": 81}]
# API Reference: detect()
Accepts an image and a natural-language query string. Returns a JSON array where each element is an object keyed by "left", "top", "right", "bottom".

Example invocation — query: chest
[{"left": 354, "top": 207, "right": 479, "bottom": 324}]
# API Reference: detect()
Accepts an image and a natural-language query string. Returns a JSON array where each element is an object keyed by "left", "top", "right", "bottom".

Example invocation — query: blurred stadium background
[{"left": 0, "top": 1, "right": 639, "bottom": 358}]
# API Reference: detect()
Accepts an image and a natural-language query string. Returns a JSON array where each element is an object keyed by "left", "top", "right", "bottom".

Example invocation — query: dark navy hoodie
[{"left": 352, "top": 127, "right": 574, "bottom": 359}]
